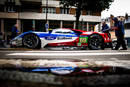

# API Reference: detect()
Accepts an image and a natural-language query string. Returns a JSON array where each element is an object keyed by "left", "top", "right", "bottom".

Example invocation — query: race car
[{"left": 10, "top": 28, "right": 112, "bottom": 50}]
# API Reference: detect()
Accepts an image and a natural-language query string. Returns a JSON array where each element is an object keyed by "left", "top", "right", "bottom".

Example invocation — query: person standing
[
  {"left": 11, "top": 24, "right": 19, "bottom": 39},
  {"left": 112, "top": 17, "right": 127, "bottom": 50},
  {"left": 101, "top": 21, "right": 113, "bottom": 49},
  {"left": 101, "top": 21, "right": 110, "bottom": 33}
]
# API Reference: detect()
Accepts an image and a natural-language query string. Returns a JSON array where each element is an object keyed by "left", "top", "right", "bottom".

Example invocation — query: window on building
[
  {"left": 49, "top": 20, "right": 60, "bottom": 29},
  {"left": 125, "top": 23, "right": 130, "bottom": 29},
  {"left": 35, "top": 20, "right": 46, "bottom": 32},
  {"left": 86, "top": 11, "right": 92, "bottom": 15},
  {"left": 63, "top": 21, "right": 74, "bottom": 28},
  {"left": 79, "top": 22, "right": 87, "bottom": 31},
  {"left": 4, "top": 6, "right": 15, "bottom": 12},
  {"left": 0, "top": 6, "right": 4, "bottom": 12},
  {"left": 6, "top": 0, "right": 15, "bottom": 2},
  {"left": 21, "top": 20, "right": 33, "bottom": 32},
  {"left": 43, "top": 7, "right": 56, "bottom": 14},
  {"left": 60, "top": 8, "right": 70, "bottom": 14},
  {"left": 5, "top": 0, "right": 15, "bottom": 12}
]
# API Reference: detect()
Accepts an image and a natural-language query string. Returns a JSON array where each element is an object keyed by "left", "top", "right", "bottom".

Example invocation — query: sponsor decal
[
  {"left": 45, "top": 36, "right": 56, "bottom": 40},
  {"left": 79, "top": 37, "right": 88, "bottom": 43},
  {"left": 57, "top": 36, "right": 72, "bottom": 40},
  {"left": 77, "top": 43, "right": 82, "bottom": 46}
]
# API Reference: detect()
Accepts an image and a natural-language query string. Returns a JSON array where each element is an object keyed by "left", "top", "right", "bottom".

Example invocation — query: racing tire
[
  {"left": 22, "top": 33, "right": 41, "bottom": 49},
  {"left": 88, "top": 34, "right": 104, "bottom": 50}
]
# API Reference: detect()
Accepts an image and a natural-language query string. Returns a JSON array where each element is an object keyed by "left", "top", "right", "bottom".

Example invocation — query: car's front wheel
[
  {"left": 88, "top": 34, "right": 104, "bottom": 50},
  {"left": 22, "top": 33, "right": 41, "bottom": 49}
]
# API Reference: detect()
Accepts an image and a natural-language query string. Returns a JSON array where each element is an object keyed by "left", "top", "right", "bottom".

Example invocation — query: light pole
[
  {"left": 45, "top": 0, "right": 49, "bottom": 32},
  {"left": 46, "top": 0, "right": 48, "bottom": 23},
  {"left": 16, "top": 12, "right": 20, "bottom": 32}
]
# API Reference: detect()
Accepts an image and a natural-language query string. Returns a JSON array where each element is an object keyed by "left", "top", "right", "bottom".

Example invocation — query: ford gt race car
[{"left": 10, "top": 28, "right": 112, "bottom": 50}]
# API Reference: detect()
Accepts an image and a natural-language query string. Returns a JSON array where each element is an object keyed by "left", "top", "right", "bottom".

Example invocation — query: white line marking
[
  {"left": 1, "top": 50, "right": 130, "bottom": 53},
  {"left": 7, "top": 52, "right": 130, "bottom": 56},
  {"left": 0, "top": 50, "right": 100, "bottom": 53},
  {"left": 26, "top": 51, "right": 91, "bottom": 53},
  {"left": 110, "top": 58, "right": 119, "bottom": 61}
]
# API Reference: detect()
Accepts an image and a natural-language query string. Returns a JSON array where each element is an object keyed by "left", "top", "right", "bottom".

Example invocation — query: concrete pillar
[
  {"left": 1, "top": 19, "right": 4, "bottom": 35},
  {"left": 87, "top": 22, "right": 89, "bottom": 31},
  {"left": 60, "top": 21, "right": 63, "bottom": 28},
  {"left": 16, "top": 19, "right": 21, "bottom": 32},
  {"left": 32, "top": 20, "right": 35, "bottom": 31},
  {"left": 73, "top": 22, "right": 76, "bottom": 29}
]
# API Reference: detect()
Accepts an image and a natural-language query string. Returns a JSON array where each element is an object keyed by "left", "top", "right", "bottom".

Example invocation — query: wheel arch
[
  {"left": 88, "top": 33, "right": 105, "bottom": 50},
  {"left": 22, "top": 33, "right": 41, "bottom": 49},
  {"left": 90, "top": 33, "right": 105, "bottom": 42}
]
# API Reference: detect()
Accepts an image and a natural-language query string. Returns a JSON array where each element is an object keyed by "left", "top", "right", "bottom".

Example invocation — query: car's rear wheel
[
  {"left": 22, "top": 33, "right": 41, "bottom": 49},
  {"left": 88, "top": 34, "right": 104, "bottom": 50}
]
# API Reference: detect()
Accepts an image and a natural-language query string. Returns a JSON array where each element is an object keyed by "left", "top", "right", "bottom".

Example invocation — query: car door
[{"left": 47, "top": 29, "right": 78, "bottom": 46}]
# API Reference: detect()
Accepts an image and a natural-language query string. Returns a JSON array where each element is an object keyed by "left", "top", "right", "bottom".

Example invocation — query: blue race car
[{"left": 10, "top": 28, "right": 112, "bottom": 49}]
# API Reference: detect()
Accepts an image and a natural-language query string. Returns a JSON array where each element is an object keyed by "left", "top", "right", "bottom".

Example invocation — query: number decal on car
[{"left": 79, "top": 37, "right": 88, "bottom": 43}]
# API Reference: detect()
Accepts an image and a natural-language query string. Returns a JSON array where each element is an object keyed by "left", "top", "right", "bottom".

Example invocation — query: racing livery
[{"left": 10, "top": 28, "right": 112, "bottom": 50}]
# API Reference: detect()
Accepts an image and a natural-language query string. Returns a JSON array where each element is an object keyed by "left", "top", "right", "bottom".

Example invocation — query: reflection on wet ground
[
  {"left": 0, "top": 59, "right": 130, "bottom": 87},
  {"left": 0, "top": 66, "right": 130, "bottom": 87}
]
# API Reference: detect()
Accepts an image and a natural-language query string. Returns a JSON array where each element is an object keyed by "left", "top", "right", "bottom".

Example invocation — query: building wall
[
  {"left": 0, "top": 12, "right": 101, "bottom": 22},
  {"left": 42, "top": 0, "right": 59, "bottom": 7},
  {"left": 0, "top": 0, "right": 102, "bottom": 43}
]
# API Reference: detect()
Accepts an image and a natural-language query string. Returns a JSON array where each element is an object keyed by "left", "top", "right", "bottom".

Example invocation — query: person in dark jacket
[
  {"left": 112, "top": 17, "right": 127, "bottom": 50},
  {"left": 101, "top": 21, "right": 110, "bottom": 33},
  {"left": 101, "top": 21, "right": 113, "bottom": 49},
  {"left": 11, "top": 24, "right": 19, "bottom": 39}
]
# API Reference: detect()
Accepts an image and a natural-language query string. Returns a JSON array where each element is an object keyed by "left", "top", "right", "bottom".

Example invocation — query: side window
[
  {"left": 62, "top": 31, "right": 71, "bottom": 34},
  {"left": 52, "top": 29, "right": 75, "bottom": 34},
  {"left": 55, "top": 31, "right": 62, "bottom": 34}
]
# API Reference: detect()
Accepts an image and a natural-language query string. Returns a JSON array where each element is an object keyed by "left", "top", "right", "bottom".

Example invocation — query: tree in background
[{"left": 60, "top": 0, "right": 114, "bottom": 29}]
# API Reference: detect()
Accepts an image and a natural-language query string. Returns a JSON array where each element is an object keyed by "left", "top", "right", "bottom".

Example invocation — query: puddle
[
  {"left": 2, "top": 66, "right": 130, "bottom": 75},
  {"left": 0, "top": 66, "right": 130, "bottom": 87},
  {"left": 0, "top": 59, "right": 130, "bottom": 87}
]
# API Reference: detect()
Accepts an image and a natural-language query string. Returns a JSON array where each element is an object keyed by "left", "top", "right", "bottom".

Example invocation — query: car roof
[{"left": 54, "top": 28, "right": 87, "bottom": 32}]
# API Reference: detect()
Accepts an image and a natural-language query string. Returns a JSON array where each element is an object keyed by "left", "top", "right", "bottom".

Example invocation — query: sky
[{"left": 101, "top": 0, "right": 130, "bottom": 18}]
